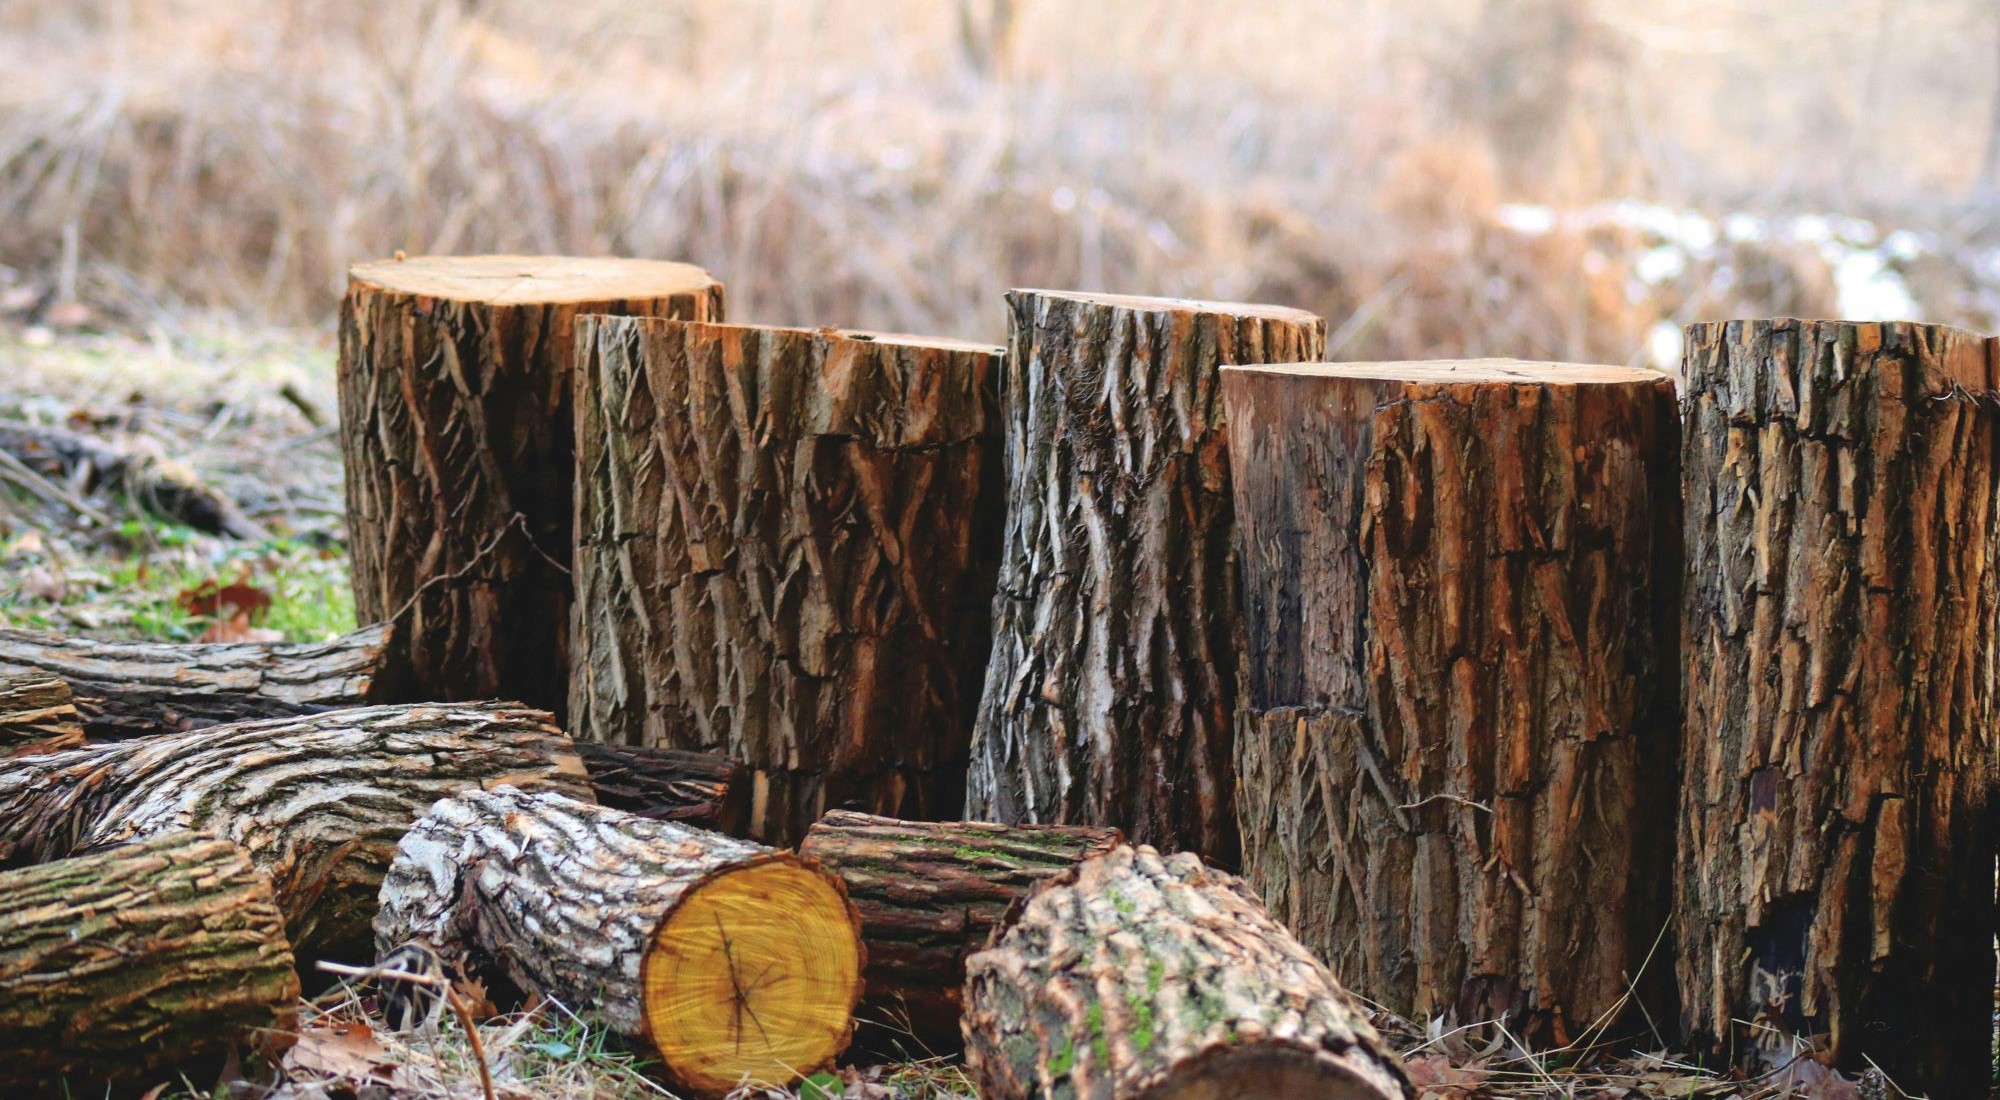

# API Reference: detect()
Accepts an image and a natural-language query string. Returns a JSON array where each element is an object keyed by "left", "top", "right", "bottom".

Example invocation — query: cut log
[
  {"left": 0, "top": 621, "right": 401, "bottom": 738},
  {"left": 1222, "top": 359, "right": 1681, "bottom": 1044},
  {"left": 340, "top": 255, "right": 725, "bottom": 716},
  {"left": 575, "top": 740, "right": 748, "bottom": 833},
  {"left": 967, "top": 291, "right": 1324, "bottom": 865},
  {"left": 571, "top": 317, "right": 1003, "bottom": 843},
  {"left": 1679, "top": 319, "right": 2000, "bottom": 1094},
  {"left": 375, "top": 786, "right": 863, "bottom": 1098},
  {"left": 0, "top": 702, "right": 591, "bottom": 958},
  {"left": 798, "top": 809, "right": 1121, "bottom": 1052},
  {"left": 0, "top": 671, "right": 84, "bottom": 755},
  {"left": 0, "top": 831, "right": 299, "bottom": 1093},
  {"left": 963, "top": 844, "right": 1412, "bottom": 1100}
]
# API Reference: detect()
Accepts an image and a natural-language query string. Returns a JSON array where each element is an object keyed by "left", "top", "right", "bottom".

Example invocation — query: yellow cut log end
[{"left": 643, "top": 857, "right": 864, "bottom": 1096}]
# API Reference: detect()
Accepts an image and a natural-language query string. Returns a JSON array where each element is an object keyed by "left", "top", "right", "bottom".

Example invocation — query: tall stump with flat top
[
  {"left": 340, "top": 255, "right": 724, "bottom": 714},
  {"left": 968, "top": 291, "right": 1325, "bottom": 864},
  {"left": 1223, "top": 360, "right": 1681, "bottom": 1043},
  {"left": 1679, "top": 319, "right": 2000, "bottom": 1094},
  {"left": 571, "top": 316, "right": 1003, "bottom": 843}
]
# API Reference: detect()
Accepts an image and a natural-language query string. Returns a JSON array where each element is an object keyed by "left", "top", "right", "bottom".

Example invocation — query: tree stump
[
  {"left": 575, "top": 741, "right": 749, "bottom": 834},
  {"left": 0, "top": 831, "right": 299, "bottom": 1093},
  {"left": 1679, "top": 319, "right": 2000, "bottom": 1094},
  {"left": 0, "top": 622, "right": 401, "bottom": 738},
  {"left": 571, "top": 316, "right": 1003, "bottom": 843},
  {"left": 963, "top": 844, "right": 1412, "bottom": 1100},
  {"left": 1223, "top": 360, "right": 1681, "bottom": 1043},
  {"left": 340, "top": 255, "right": 724, "bottom": 716},
  {"left": 0, "top": 671, "right": 84, "bottom": 755},
  {"left": 0, "top": 702, "right": 591, "bottom": 957},
  {"left": 967, "top": 291, "right": 1324, "bottom": 865},
  {"left": 376, "top": 786, "right": 864, "bottom": 1098},
  {"left": 798, "top": 809, "right": 1122, "bottom": 1052}
]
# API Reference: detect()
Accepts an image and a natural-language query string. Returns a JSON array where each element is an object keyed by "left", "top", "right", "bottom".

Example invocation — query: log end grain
[{"left": 348, "top": 253, "right": 719, "bottom": 305}]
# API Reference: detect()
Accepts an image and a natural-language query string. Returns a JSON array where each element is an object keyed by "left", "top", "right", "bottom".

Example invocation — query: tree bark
[
  {"left": 1224, "top": 360, "right": 1681, "bottom": 1044},
  {"left": 376, "top": 786, "right": 863, "bottom": 1099},
  {"left": 0, "top": 702, "right": 591, "bottom": 959},
  {"left": 1678, "top": 319, "right": 2000, "bottom": 1094},
  {"left": 963, "top": 844, "right": 1412, "bottom": 1100},
  {"left": 571, "top": 317, "right": 1003, "bottom": 844},
  {"left": 0, "top": 622, "right": 401, "bottom": 738},
  {"left": 0, "top": 671, "right": 84, "bottom": 755},
  {"left": 340, "top": 255, "right": 724, "bottom": 717},
  {"left": 798, "top": 809, "right": 1121, "bottom": 1052},
  {"left": 574, "top": 740, "right": 748, "bottom": 834},
  {"left": 968, "top": 291, "right": 1325, "bottom": 865},
  {"left": 0, "top": 831, "right": 299, "bottom": 1094}
]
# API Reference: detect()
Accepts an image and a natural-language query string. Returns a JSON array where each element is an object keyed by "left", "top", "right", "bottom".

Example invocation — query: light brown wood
[{"left": 0, "top": 672, "right": 83, "bottom": 755}]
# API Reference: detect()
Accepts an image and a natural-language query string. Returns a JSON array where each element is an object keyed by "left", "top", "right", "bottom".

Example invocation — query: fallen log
[
  {"left": 0, "top": 831, "right": 300, "bottom": 1093},
  {"left": 0, "top": 671, "right": 84, "bottom": 755},
  {"left": 967, "top": 290, "right": 1324, "bottom": 864},
  {"left": 0, "top": 702, "right": 591, "bottom": 958},
  {"left": 963, "top": 844, "right": 1412, "bottom": 1100},
  {"left": 798, "top": 810, "right": 1121, "bottom": 1052},
  {"left": 0, "top": 621, "right": 402, "bottom": 738},
  {"left": 376, "top": 786, "right": 863, "bottom": 1098},
  {"left": 0, "top": 418, "right": 265, "bottom": 538},
  {"left": 1222, "top": 359, "right": 1682, "bottom": 1042},
  {"left": 341, "top": 254, "right": 725, "bottom": 716},
  {"left": 574, "top": 740, "right": 748, "bottom": 834},
  {"left": 1679, "top": 319, "right": 2000, "bottom": 1094}
]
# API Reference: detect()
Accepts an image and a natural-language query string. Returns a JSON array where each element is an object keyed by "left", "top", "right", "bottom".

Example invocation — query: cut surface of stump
[
  {"left": 1679, "top": 319, "right": 2000, "bottom": 1094},
  {"left": 376, "top": 787, "right": 862, "bottom": 1097},
  {"left": 962, "top": 844, "right": 1411, "bottom": 1100},
  {"left": 571, "top": 316, "right": 1002, "bottom": 843},
  {"left": 798, "top": 809, "right": 1121, "bottom": 1052},
  {"left": 967, "top": 290, "right": 1325, "bottom": 864},
  {"left": 340, "top": 254, "right": 724, "bottom": 715},
  {"left": 0, "top": 671, "right": 84, "bottom": 755},
  {"left": 0, "top": 831, "right": 299, "bottom": 1092},
  {"left": 1223, "top": 358, "right": 1681, "bottom": 1042}
]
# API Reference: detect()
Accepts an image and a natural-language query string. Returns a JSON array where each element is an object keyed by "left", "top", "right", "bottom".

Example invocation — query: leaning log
[
  {"left": 571, "top": 317, "right": 1003, "bottom": 843},
  {"left": 0, "top": 621, "right": 401, "bottom": 738},
  {"left": 574, "top": 741, "right": 748, "bottom": 833},
  {"left": 340, "top": 255, "right": 725, "bottom": 716},
  {"left": 1223, "top": 359, "right": 1681, "bottom": 1043},
  {"left": 0, "top": 702, "right": 591, "bottom": 957},
  {"left": 0, "top": 671, "right": 84, "bottom": 755},
  {"left": 798, "top": 810, "right": 1121, "bottom": 1052},
  {"left": 0, "top": 831, "right": 299, "bottom": 1093},
  {"left": 967, "top": 290, "right": 1325, "bottom": 865},
  {"left": 1679, "top": 319, "right": 2000, "bottom": 1094},
  {"left": 376, "top": 786, "right": 864, "bottom": 1098},
  {"left": 963, "top": 844, "right": 1412, "bottom": 1100}
]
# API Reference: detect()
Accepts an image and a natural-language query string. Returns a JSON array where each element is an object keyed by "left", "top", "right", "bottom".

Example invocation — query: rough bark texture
[
  {"left": 0, "top": 622, "right": 400, "bottom": 738},
  {"left": 340, "top": 255, "right": 724, "bottom": 716},
  {"left": 968, "top": 291, "right": 1324, "bottom": 865},
  {"left": 963, "top": 844, "right": 1412, "bottom": 1100},
  {"left": 798, "top": 809, "right": 1121, "bottom": 1051},
  {"left": 0, "top": 831, "right": 300, "bottom": 1093},
  {"left": 0, "top": 702, "right": 590, "bottom": 958},
  {"left": 0, "top": 671, "right": 84, "bottom": 755},
  {"left": 1224, "top": 360, "right": 1682, "bottom": 1044},
  {"left": 0, "top": 418, "right": 264, "bottom": 539},
  {"left": 1678, "top": 319, "right": 2000, "bottom": 1094},
  {"left": 571, "top": 317, "right": 1003, "bottom": 844},
  {"left": 376, "top": 786, "right": 864, "bottom": 1098},
  {"left": 575, "top": 740, "right": 748, "bottom": 834}
]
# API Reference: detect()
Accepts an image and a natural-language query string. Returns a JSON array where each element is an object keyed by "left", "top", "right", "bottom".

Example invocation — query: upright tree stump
[
  {"left": 571, "top": 317, "right": 1003, "bottom": 843},
  {"left": 1679, "top": 319, "right": 2000, "bottom": 1094},
  {"left": 340, "top": 255, "right": 724, "bottom": 715},
  {"left": 1223, "top": 360, "right": 1681, "bottom": 1043},
  {"left": 968, "top": 291, "right": 1324, "bottom": 864}
]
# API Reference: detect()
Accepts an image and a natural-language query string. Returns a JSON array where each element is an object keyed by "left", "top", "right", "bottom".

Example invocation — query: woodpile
[{"left": 0, "top": 671, "right": 84, "bottom": 755}]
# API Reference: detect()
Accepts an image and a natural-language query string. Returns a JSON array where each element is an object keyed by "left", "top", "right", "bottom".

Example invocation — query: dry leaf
[
  {"left": 178, "top": 578, "right": 273, "bottom": 620},
  {"left": 453, "top": 973, "right": 498, "bottom": 1019},
  {"left": 20, "top": 566, "right": 63, "bottom": 600},
  {"left": 200, "top": 610, "right": 285, "bottom": 643},
  {"left": 283, "top": 1018, "right": 394, "bottom": 1082}
]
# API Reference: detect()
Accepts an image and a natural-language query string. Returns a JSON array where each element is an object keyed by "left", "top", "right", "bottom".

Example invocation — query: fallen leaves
[
  {"left": 178, "top": 576, "right": 284, "bottom": 643},
  {"left": 282, "top": 1017, "right": 396, "bottom": 1083}
]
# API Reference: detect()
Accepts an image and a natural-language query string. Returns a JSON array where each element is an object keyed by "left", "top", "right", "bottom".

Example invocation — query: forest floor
[{"left": 0, "top": 320, "right": 1941, "bottom": 1099}]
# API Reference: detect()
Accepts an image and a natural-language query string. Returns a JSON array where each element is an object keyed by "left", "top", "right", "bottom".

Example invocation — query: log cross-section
[
  {"left": 968, "top": 290, "right": 1325, "bottom": 865},
  {"left": 1223, "top": 359, "right": 1682, "bottom": 1043},
  {"left": 340, "top": 255, "right": 724, "bottom": 715},
  {"left": 1678, "top": 319, "right": 2000, "bottom": 1094}
]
